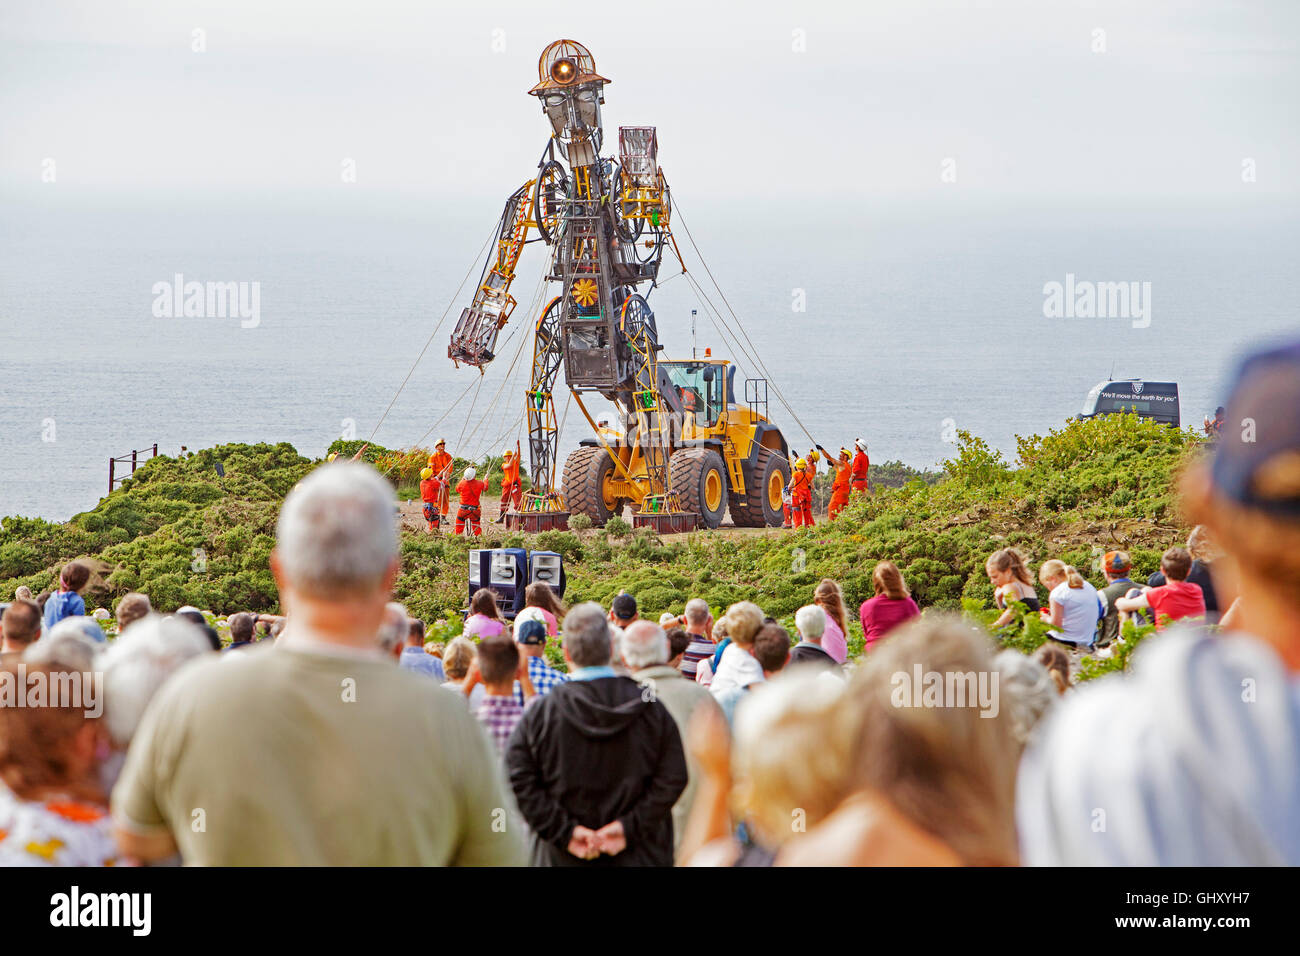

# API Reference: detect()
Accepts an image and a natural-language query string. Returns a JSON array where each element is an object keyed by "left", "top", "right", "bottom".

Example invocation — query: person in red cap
[
  {"left": 1096, "top": 550, "right": 1136, "bottom": 647},
  {"left": 499, "top": 440, "right": 523, "bottom": 518}
]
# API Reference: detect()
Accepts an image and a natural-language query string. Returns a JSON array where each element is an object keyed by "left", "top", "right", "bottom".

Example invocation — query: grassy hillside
[{"left": 1, "top": 413, "right": 1201, "bottom": 675}]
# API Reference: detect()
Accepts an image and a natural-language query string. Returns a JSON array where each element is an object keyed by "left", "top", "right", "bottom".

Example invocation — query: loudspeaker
[
  {"left": 467, "top": 549, "right": 493, "bottom": 609},
  {"left": 528, "top": 551, "right": 566, "bottom": 600},
  {"left": 489, "top": 548, "right": 529, "bottom": 618}
]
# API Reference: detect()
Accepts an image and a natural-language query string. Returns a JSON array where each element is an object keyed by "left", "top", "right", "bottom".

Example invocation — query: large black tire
[
  {"left": 562, "top": 446, "right": 620, "bottom": 526},
  {"left": 669, "top": 447, "right": 728, "bottom": 529},
  {"left": 729, "top": 447, "right": 790, "bottom": 528}
]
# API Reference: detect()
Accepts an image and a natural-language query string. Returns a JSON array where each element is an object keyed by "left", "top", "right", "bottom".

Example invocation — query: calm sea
[{"left": 2, "top": 187, "right": 1297, "bottom": 521}]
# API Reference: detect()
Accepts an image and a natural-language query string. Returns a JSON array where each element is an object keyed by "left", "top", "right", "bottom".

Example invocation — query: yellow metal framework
[
  {"left": 477, "top": 179, "right": 535, "bottom": 332},
  {"left": 620, "top": 168, "right": 670, "bottom": 230},
  {"left": 521, "top": 296, "right": 568, "bottom": 513}
]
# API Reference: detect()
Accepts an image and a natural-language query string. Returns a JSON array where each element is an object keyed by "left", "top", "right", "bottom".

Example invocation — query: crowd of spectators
[{"left": 0, "top": 337, "right": 1295, "bottom": 866}]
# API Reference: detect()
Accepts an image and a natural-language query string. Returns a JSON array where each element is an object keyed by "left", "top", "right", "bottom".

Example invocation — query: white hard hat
[
  {"left": 464, "top": 467, "right": 477, "bottom": 480},
  {"left": 855, "top": 438, "right": 868, "bottom": 454}
]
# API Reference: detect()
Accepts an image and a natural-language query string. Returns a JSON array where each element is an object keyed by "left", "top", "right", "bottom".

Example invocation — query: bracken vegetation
[{"left": 0, "top": 413, "right": 1203, "bottom": 681}]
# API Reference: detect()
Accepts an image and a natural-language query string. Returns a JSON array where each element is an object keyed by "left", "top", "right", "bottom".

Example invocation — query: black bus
[{"left": 1079, "top": 380, "right": 1180, "bottom": 427}]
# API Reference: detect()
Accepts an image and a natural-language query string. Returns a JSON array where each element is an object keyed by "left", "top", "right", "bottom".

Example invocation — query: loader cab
[{"left": 661, "top": 360, "right": 733, "bottom": 428}]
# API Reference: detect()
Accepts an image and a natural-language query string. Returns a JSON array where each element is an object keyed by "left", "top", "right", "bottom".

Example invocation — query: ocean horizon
[{"left": 2, "top": 187, "right": 1297, "bottom": 522}]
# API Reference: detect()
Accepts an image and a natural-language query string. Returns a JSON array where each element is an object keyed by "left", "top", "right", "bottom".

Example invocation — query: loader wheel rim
[
  {"left": 602, "top": 472, "right": 619, "bottom": 512},
  {"left": 767, "top": 470, "right": 783, "bottom": 511},
  {"left": 705, "top": 470, "right": 723, "bottom": 512}
]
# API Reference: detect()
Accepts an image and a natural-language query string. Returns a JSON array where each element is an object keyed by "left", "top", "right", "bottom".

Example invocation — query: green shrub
[
  {"left": 535, "top": 530, "right": 582, "bottom": 562},
  {"left": 1, "top": 416, "right": 1201, "bottom": 643}
]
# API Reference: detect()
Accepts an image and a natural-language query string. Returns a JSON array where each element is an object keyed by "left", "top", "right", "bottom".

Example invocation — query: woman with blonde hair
[
  {"left": 1038, "top": 559, "right": 1103, "bottom": 649},
  {"left": 709, "top": 602, "right": 766, "bottom": 695},
  {"left": 778, "top": 616, "right": 1021, "bottom": 866},
  {"left": 858, "top": 561, "right": 921, "bottom": 651},
  {"left": 440, "top": 636, "right": 484, "bottom": 708},
  {"left": 1034, "top": 643, "right": 1070, "bottom": 694},
  {"left": 986, "top": 548, "right": 1040, "bottom": 628},
  {"left": 813, "top": 579, "right": 849, "bottom": 664},
  {"left": 681, "top": 671, "right": 852, "bottom": 866}
]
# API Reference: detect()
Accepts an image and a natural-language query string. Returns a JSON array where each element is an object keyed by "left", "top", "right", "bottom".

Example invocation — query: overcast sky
[{"left": 2, "top": 0, "right": 1297, "bottom": 202}]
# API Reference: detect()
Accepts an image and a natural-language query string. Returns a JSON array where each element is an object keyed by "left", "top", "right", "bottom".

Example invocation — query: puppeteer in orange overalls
[
  {"left": 427, "top": 439, "right": 454, "bottom": 518},
  {"left": 455, "top": 467, "right": 487, "bottom": 536},
  {"left": 827, "top": 448, "right": 852, "bottom": 519},
  {"left": 850, "top": 438, "right": 870, "bottom": 497},
  {"left": 419, "top": 467, "right": 441, "bottom": 532},
  {"left": 499, "top": 441, "right": 523, "bottom": 515},
  {"left": 789, "top": 457, "right": 814, "bottom": 529}
]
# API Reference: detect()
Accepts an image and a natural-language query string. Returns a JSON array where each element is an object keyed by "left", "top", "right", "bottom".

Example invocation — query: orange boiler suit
[
  {"left": 500, "top": 455, "right": 523, "bottom": 513},
  {"left": 420, "top": 477, "right": 442, "bottom": 531},
  {"left": 827, "top": 458, "right": 852, "bottom": 519},
  {"left": 789, "top": 468, "right": 814, "bottom": 529},
  {"left": 428, "top": 450, "right": 454, "bottom": 514},
  {"left": 455, "top": 478, "right": 487, "bottom": 536},
  {"left": 851, "top": 449, "right": 870, "bottom": 496}
]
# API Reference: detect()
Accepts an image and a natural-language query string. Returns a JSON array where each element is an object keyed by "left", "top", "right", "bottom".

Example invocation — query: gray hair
[
  {"left": 377, "top": 601, "right": 408, "bottom": 654},
  {"left": 795, "top": 604, "right": 825, "bottom": 640},
  {"left": 25, "top": 621, "right": 102, "bottom": 672},
  {"left": 276, "top": 462, "right": 398, "bottom": 598},
  {"left": 563, "top": 602, "right": 613, "bottom": 668},
  {"left": 101, "top": 613, "right": 213, "bottom": 747},
  {"left": 621, "top": 620, "right": 669, "bottom": 669},
  {"left": 684, "top": 598, "right": 710, "bottom": 626},
  {"left": 115, "top": 592, "right": 153, "bottom": 631},
  {"left": 993, "top": 649, "right": 1057, "bottom": 747}
]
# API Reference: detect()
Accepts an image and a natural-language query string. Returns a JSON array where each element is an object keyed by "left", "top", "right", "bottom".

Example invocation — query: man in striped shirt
[{"left": 679, "top": 598, "right": 716, "bottom": 682}]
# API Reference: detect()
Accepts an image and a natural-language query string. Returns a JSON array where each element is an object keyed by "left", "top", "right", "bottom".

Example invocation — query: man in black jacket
[{"left": 506, "top": 601, "right": 688, "bottom": 866}]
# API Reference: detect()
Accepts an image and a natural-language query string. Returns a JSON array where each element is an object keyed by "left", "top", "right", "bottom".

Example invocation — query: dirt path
[{"left": 398, "top": 498, "right": 809, "bottom": 539}]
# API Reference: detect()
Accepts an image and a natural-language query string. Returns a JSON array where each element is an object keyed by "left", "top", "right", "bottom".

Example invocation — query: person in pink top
[
  {"left": 522, "top": 582, "right": 565, "bottom": 638},
  {"left": 463, "top": 588, "right": 508, "bottom": 639},
  {"left": 859, "top": 560, "right": 921, "bottom": 651},
  {"left": 813, "top": 579, "right": 850, "bottom": 664}
]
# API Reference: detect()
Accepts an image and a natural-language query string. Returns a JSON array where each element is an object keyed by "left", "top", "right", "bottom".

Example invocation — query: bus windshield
[{"left": 1082, "top": 384, "right": 1104, "bottom": 416}]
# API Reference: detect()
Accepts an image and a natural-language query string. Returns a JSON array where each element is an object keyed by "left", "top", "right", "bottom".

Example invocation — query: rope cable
[
  {"left": 378, "top": 376, "right": 480, "bottom": 477},
  {"left": 368, "top": 221, "right": 497, "bottom": 444},
  {"left": 672, "top": 201, "right": 820, "bottom": 448},
  {"left": 455, "top": 375, "right": 486, "bottom": 450}
]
